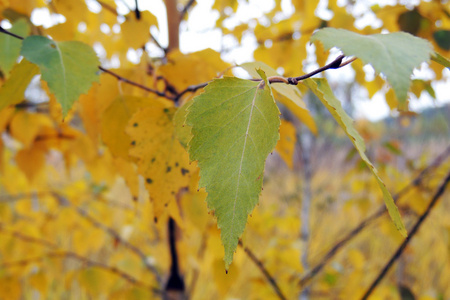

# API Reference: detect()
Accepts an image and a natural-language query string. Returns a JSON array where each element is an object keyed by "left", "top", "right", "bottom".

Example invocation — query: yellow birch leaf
[
  {"left": 15, "top": 143, "right": 46, "bottom": 182},
  {"left": 126, "top": 103, "right": 194, "bottom": 224},
  {"left": 9, "top": 111, "right": 54, "bottom": 148},
  {"left": 101, "top": 96, "right": 149, "bottom": 159},
  {"left": 385, "top": 88, "right": 399, "bottom": 111},
  {"left": 366, "top": 76, "right": 385, "bottom": 98},
  {"left": 121, "top": 11, "right": 157, "bottom": 49},
  {"left": 159, "top": 49, "right": 230, "bottom": 91},
  {"left": 275, "top": 120, "right": 297, "bottom": 169},
  {"left": 53, "top": 0, "right": 88, "bottom": 23},
  {"left": 0, "top": 59, "right": 39, "bottom": 111}
]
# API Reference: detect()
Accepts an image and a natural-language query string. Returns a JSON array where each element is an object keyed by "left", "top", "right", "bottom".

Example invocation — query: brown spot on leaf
[
  {"left": 154, "top": 217, "right": 158, "bottom": 223},
  {"left": 146, "top": 178, "right": 153, "bottom": 184},
  {"left": 131, "top": 141, "right": 136, "bottom": 146},
  {"left": 133, "top": 122, "right": 138, "bottom": 127},
  {"left": 164, "top": 108, "right": 170, "bottom": 113},
  {"left": 181, "top": 168, "right": 189, "bottom": 176},
  {"left": 132, "top": 196, "right": 138, "bottom": 201},
  {"left": 151, "top": 157, "right": 156, "bottom": 163},
  {"left": 166, "top": 166, "right": 171, "bottom": 173}
]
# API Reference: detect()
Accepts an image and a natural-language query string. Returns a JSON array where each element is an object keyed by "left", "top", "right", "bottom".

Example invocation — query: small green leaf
[
  {"left": 21, "top": 36, "right": 99, "bottom": 116},
  {"left": 187, "top": 73, "right": 280, "bottom": 269},
  {"left": 0, "top": 59, "right": 39, "bottom": 111},
  {"left": 303, "top": 78, "right": 407, "bottom": 236},
  {"left": 431, "top": 52, "right": 450, "bottom": 69},
  {"left": 0, "top": 19, "right": 30, "bottom": 76},
  {"left": 311, "top": 28, "right": 433, "bottom": 104},
  {"left": 239, "top": 61, "right": 317, "bottom": 134}
]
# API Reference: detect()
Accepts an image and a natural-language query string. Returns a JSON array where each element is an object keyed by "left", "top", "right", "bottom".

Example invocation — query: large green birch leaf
[
  {"left": 187, "top": 71, "right": 280, "bottom": 269},
  {"left": 303, "top": 78, "right": 407, "bottom": 237},
  {"left": 21, "top": 36, "right": 99, "bottom": 116},
  {"left": 239, "top": 61, "right": 317, "bottom": 134},
  {"left": 311, "top": 28, "right": 433, "bottom": 104},
  {"left": 0, "top": 19, "right": 30, "bottom": 76}
]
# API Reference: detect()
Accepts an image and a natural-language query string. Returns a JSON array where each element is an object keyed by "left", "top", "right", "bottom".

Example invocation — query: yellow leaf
[
  {"left": 101, "top": 96, "right": 149, "bottom": 159},
  {"left": 53, "top": 0, "right": 88, "bottom": 23},
  {"left": 121, "top": 11, "right": 157, "bottom": 49},
  {"left": 275, "top": 120, "right": 297, "bottom": 169},
  {"left": 15, "top": 142, "right": 46, "bottom": 182},
  {"left": 0, "top": 59, "right": 39, "bottom": 111},
  {"left": 126, "top": 102, "right": 194, "bottom": 224},
  {"left": 9, "top": 111, "right": 54, "bottom": 148},
  {"left": 158, "top": 49, "right": 230, "bottom": 91},
  {"left": 385, "top": 88, "right": 398, "bottom": 111}
]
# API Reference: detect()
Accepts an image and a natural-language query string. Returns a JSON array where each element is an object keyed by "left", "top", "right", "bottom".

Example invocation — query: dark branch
[
  {"left": 134, "top": 0, "right": 141, "bottom": 20},
  {"left": 299, "top": 145, "right": 450, "bottom": 288},
  {"left": 361, "top": 170, "right": 450, "bottom": 299},
  {"left": 0, "top": 26, "right": 24, "bottom": 40},
  {"left": 180, "top": 0, "right": 196, "bottom": 20},
  {"left": 239, "top": 240, "right": 287, "bottom": 300}
]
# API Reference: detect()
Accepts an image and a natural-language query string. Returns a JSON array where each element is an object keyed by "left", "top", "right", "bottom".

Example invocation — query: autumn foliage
[{"left": 0, "top": 0, "right": 449, "bottom": 299}]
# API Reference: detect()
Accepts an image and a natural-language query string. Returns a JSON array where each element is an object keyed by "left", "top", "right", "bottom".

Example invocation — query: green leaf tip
[
  {"left": 311, "top": 28, "right": 433, "bottom": 104},
  {"left": 303, "top": 78, "right": 407, "bottom": 237},
  {"left": 21, "top": 36, "right": 100, "bottom": 117},
  {"left": 186, "top": 76, "right": 280, "bottom": 268}
]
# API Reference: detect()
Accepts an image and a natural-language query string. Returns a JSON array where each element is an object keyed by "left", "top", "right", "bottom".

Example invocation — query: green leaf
[
  {"left": 303, "top": 78, "right": 407, "bottom": 237},
  {"left": 0, "top": 59, "right": 39, "bottom": 111},
  {"left": 311, "top": 28, "right": 433, "bottom": 103},
  {"left": 431, "top": 52, "right": 450, "bottom": 69},
  {"left": 20, "top": 36, "right": 99, "bottom": 116},
  {"left": 0, "top": 19, "right": 30, "bottom": 76},
  {"left": 187, "top": 72, "right": 280, "bottom": 269},
  {"left": 239, "top": 61, "right": 317, "bottom": 134}
]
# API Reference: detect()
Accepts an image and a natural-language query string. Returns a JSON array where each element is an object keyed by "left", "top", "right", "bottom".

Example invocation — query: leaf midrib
[{"left": 229, "top": 81, "right": 262, "bottom": 240}]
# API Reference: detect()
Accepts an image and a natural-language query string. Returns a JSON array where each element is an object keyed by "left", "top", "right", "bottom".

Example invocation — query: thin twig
[
  {"left": 175, "top": 55, "right": 352, "bottom": 102},
  {"left": 98, "top": 66, "right": 174, "bottom": 100},
  {"left": 361, "top": 170, "right": 450, "bottom": 299},
  {"left": 239, "top": 240, "right": 287, "bottom": 300},
  {"left": 180, "top": 0, "right": 196, "bottom": 20},
  {"left": 299, "top": 145, "right": 450, "bottom": 287},
  {"left": 0, "top": 26, "right": 24, "bottom": 40}
]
